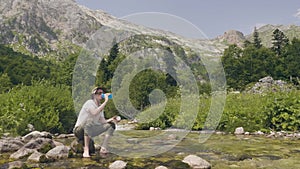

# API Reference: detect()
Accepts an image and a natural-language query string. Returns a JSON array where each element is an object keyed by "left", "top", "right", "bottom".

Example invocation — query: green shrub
[
  {"left": 263, "top": 90, "right": 300, "bottom": 131},
  {"left": 133, "top": 90, "right": 300, "bottom": 133},
  {"left": 0, "top": 80, "right": 76, "bottom": 135},
  {"left": 218, "top": 93, "right": 268, "bottom": 132}
]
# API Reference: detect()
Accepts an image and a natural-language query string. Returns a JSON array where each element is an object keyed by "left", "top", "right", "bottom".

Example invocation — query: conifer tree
[
  {"left": 253, "top": 27, "right": 262, "bottom": 49},
  {"left": 271, "top": 28, "right": 289, "bottom": 55}
]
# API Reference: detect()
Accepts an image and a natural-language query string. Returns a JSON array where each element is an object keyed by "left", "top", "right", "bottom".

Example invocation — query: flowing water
[{"left": 1, "top": 131, "right": 300, "bottom": 168}]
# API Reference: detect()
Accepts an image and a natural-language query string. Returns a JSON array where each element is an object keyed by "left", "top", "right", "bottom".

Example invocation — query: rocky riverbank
[{"left": 1, "top": 128, "right": 300, "bottom": 169}]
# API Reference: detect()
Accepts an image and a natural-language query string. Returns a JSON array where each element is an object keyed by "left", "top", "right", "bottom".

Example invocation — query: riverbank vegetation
[{"left": 0, "top": 29, "right": 299, "bottom": 136}]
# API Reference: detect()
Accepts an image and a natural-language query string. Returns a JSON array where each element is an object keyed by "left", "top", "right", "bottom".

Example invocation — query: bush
[
  {"left": 0, "top": 80, "right": 76, "bottom": 135},
  {"left": 263, "top": 90, "right": 300, "bottom": 131},
  {"left": 217, "top": 93, "right": 267, "bottom": 132}
]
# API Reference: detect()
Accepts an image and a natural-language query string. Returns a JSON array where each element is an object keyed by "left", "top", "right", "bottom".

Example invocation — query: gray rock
[
  {"left": 182, "top": 155, "right": 211, "bottom": 169},
  {"left": 46, "top": 145, "right": 70, "bottom": 160},
  {"left": 254, "top": 131, "right": 264, "bottom": 135},
  {"left": 109, "top": 160, "right": 127, "bottom": 169},
  {"left": 53, "top": 140, "right": 64, "bottom": 147},
  {"left": 27, "top": 124, "right": 35, "bottom": 132},
  {"left": 234, "top": 127, "right": 244, "bottom": 135},
  {"left": 155, "top": 166, "right": 168, "bottom": 169},
  {"left": 10, "top": 147, "right": 36, "bottom": 159},
  {"left": 0, "top": 138, "right": 24, "bottom": 153},
  {"left": 22, "top": 131, "right": 52, "bottom": 142},
  {"left": 27, "top": 151, "right": 43, "bottom": 162},
  {"left": 7, "top": 161, "right": 24, "bottom": 169},
  {"left": 70, "top": 139, "right": 95, "bottom": 154},
  {"left": 259, "top": 76, "right": 274, "bottom": 83},
  {"left": 24, "top": 138, "right": 55, "bottom": 150}
]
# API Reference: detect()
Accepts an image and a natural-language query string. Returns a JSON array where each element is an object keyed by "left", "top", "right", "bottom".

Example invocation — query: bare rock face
[
  {"left": 216, "top": 30, "right": 246, "bottom": 47},
  {"left": 0, "top": 0, "right": 107, "bottom": 57}
]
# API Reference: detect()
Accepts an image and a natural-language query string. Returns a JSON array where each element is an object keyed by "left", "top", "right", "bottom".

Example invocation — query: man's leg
[
  {"left": 83, "top": 135, "right": 91, "bottom": 157},
  {"left": 100, "top": 134, "right": 110, "bottom": 153},
  {"left": 100, "top": 123, "right": 115, "bottom": 154}
]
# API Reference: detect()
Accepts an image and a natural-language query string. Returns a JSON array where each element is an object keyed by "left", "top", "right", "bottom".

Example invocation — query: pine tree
[
  {"left": 253, "top": 27, "right": 262, "bottom": 49},
  {"left": 271, "top": 29, "right": 289, "bottom": 56}
]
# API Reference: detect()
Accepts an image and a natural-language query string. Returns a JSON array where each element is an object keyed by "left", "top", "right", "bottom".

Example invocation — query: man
[{"left": 73, "top": 87, "right": 117, "bottom": 158}]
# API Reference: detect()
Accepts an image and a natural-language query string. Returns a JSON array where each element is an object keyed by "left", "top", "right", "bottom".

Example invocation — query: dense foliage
[
  {"left": 0, "top": 28, "right": 299, "bottom": 136},
  {"left": 0, "top": 45, "right": 53, "bottom": 88},
  {"left": 222, "top": 29, "right": 300, "bottom": 90},
  {"left": 136, "top": 90, "right": 300, "bottom": 132},
  {"left": 0, "top": 81, "right": 75, "bottom": 135}
]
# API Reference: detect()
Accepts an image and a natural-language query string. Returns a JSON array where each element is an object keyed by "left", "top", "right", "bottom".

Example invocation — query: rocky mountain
[
  {"left": 215, "top": 24, "right": 300, "bottom": 48},
  {"left": 215, "top": 30, "right": 246, "bottom": 47},
  {"left": 0, "top": 0, "right": 225, "bottom": 61},
  {"left": 1, "top": 0, "right": 299, "bottom": 63},
  {"left": 0, "top": 0, "right": 107, "bottom": 59},
  {"left": 246, "top": 24, "right": 300, "bottom": 47}
]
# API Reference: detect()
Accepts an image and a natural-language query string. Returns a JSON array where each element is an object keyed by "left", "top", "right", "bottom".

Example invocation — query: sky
[{"left": 76, "top": 0, "right": 300, "bottom": 39}]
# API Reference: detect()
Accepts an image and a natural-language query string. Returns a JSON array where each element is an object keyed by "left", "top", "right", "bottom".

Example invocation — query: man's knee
[
  {"left": 74, "top": 126, "right": 84, "bottom": 141},
  {"left": 109, "top": 122, "right": 116, "bottom": 130}
]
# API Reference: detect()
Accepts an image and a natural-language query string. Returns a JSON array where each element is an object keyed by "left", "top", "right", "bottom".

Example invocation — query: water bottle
[{"left": 101, "top": 93, "right": 113, "bottom": 99}]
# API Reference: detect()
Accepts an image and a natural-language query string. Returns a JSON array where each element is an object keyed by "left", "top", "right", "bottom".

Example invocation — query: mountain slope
[
  {"left": 214, "top": 24, "right": 300, "bottom": 48},
  {"left": 0, "top": 0, "right": 109, "bottom": 58},
  {"left": 0, "top": 0, "right": 225, "bottom": 61},
  {"left": 246, "top": 24, "right": 300, "bottom": 47}
]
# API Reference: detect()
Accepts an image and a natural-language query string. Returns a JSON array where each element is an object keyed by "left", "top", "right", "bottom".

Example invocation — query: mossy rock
[
  {"left": 164, "top": 160, "right": 192, "bottom": 169},
  {"left": 39, "top": 154, "right": 55, "bottom": 163},
  {"left": 38, "top": 143, "right": 54, "bottom": 154},
  {"left": 70, "top": 139, "right": 95, "bottom": 154}
]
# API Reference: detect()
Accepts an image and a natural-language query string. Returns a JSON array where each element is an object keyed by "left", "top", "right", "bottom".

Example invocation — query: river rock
[
  {"left": 0, "top": 137, "right": 24, "bottom": 153},
  {"left": 259, "top": 76, "right": 273, "bottom": 83},
  {"left": 24, "top": 138, "right": 56, "bottom": 150},
  {"left": 46, "top": 145, "right": 70, "bottom": 160},
  {"left": 22, "top": 131, "right": 52, "bottom": 142},
  {"left": 234, "top": 127, "right": 244, "bottom": 135},
  {"left": 155, "top": 166, "right": 168, "bottom": 169},
  {"left": 27, "top": 151, "right": 43, "bottom": 162},
  {"left": 254, "top": 131, "right": 264, "bottom": 135},
  {"left": 5, "top": 161, "right": 25, "bottom": 169},
  {"left": 109, "top": 160, "right": 127, "bottom": 169},
  {"left": 70, "top": 139, "right": 95, "bottom": 154},
  {"left": 10, "top": 147, "right": 36, "bottom": 159},
  {"left": 182, "top": 155, "right": 211, "bottom": 169}
]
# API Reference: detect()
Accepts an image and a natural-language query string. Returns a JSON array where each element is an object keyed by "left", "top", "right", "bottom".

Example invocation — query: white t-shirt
[{"left": 74, "top": 99, "right": 104, "bottom": 127}]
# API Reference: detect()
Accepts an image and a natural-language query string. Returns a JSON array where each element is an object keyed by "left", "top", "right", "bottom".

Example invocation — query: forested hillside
[{"left": 222, "top": 28, "right": 300, "bottom": 90}]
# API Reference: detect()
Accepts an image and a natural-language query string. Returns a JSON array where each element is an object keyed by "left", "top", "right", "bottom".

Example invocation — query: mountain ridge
[{"left": 1, "top": 0, "right": 300, "bottom": 59}]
